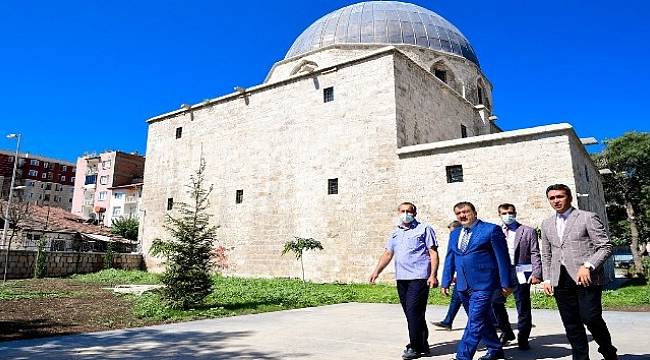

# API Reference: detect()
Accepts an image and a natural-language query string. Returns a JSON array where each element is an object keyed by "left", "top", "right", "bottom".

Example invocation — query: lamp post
[{"left": 1, "top": 133, "right": 21, "bottom": 247}]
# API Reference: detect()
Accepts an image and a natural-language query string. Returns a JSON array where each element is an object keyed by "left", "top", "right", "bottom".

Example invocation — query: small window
[
  {"left": 114, "top": 192, "right": 124, "bottom": 199},
  {"left": 43, "top": 194, "right": 50, "bottom": 201},
  {"left": 477, "top": 86, "right": 484, "bottom": 105},
  {"left": 43, "top": 162, "right": 50, "bottom": 169},
  {"left": 45, "top": 183, "right": 52, "bottom": 190},
  {"left": 328, "top": 178, "right": 339, "bottom": 195},
  {"left": 461, "top": 124, "right": 468, "bottom": 138},
  {"left": 71, "top": 177, "right": 76, "bottom": 183},
  {"left": 41, "top": 173, "right": 47, "bottom": 179},
  {"left": 62, "top": 165, "right": 67, "bottom": 172},
  {"left": 7, "top": 156, "right": 13, "bottom": 163},
  {"left": 235, "top": 189, "right": 243, "bottom": 204},
  {"left": 28, "top": 170, "right": 38, "bottom": 177},
  {"left": 98, "top": 191, "right": 107, "bottom": 201},
  {"left": 434, "top": 69, "right": 447, "bottom": 83},
  {"left": 102, "top": 160, "right": 112, "bottom": 170},
  {"left": 100, "top": 175, "right": 109, "bottom": 185},
  {"left": 113, "top": 206, "right": 122, "bottom": 217},
  {"left": 30, "top": 159, "right": 39, "bottom": 166},
  {"left": 167, "top": 198, "right": 174, "bottom": 210},
  {"left": 585, "top": 165, "right": 590, "bottom": 183},
  {"left": 446, "top": 165, "right": 464, "bottom": 183},
  {"left": 61, "top": 176, "right": 66, "bottom": 182},
  {"left": 175, "top": 127, "right": 183, "bottom": 139},
  {"left": 323, "top": 87, "right": 334, "bottom": 103},
  {"left": 47, "top": 172, "right": 53, "bottom": 180}
]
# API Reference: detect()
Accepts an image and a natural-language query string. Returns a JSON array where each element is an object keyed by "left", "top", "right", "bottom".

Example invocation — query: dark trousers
[
  {"left": 457, "top": 289, "right": 502, "bottom": 360},
  {"left": 492, "top": 267, "right": 532, "bottom": 342},
  {"left": 397, "top": 279, "right": 430, "bottom": 353},
  {"left": 441, "top": 285, "right": 464, "bottom": 326},
  {"left": 554, "top": 266, "right": 618, "bottom": 360}
]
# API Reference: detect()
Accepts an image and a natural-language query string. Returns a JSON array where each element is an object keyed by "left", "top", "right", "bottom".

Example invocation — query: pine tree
[{"left": 150, "top": 159, "right": 217, "bottom": 309}]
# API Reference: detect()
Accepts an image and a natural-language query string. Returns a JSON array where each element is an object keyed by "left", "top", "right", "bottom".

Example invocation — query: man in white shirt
[{"left": 491, "top": 203, "right": 541, "bottom": 350}]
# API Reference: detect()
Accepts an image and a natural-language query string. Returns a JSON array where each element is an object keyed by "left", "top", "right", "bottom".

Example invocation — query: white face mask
[
  {"left": 501, "top": 214, "right": 516, "bottom": 225},
  {"left": 400, "top": 212, "right": 415, "bottom": 224}
]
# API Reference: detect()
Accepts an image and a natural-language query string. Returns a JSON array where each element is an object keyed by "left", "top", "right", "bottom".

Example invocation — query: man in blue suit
[{"left": 441, "top": 202, "right": 512, "bottom": 360}]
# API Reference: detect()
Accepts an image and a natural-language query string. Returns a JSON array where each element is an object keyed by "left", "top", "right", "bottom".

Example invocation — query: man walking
[
  {"left": 432, "top": 220, "right": 463, "bottom": 330},
  {"left": 441, "top": 202, "right": 512, "bottom": 360},
  {"left": 541, "top": 184, "right": 618, "bottom": 360},
  {"left": 491, "top": 203, "right": 542, "bottom": 350},
  {"left": 370, "top": 202, "right": 439, "bottom": 359}
]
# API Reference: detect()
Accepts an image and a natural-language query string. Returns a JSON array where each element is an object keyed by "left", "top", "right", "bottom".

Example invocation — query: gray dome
[{"left": 285, "top": 1, "right": 480, "bottom": 67}]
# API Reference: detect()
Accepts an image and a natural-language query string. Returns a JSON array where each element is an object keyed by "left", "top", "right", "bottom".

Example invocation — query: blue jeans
[{"left": 441, "top": 285, "right": 463, "bottom": 326}]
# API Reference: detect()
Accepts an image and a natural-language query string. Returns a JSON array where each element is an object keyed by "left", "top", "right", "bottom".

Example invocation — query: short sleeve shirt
[{"left": 385, "top": 220, "right": 438, "bottom": 280}]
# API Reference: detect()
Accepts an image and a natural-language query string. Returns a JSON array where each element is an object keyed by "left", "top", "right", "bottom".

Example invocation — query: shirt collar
[
  {"left": 557, "top": 207, "right": 574, "bottom": 220},
  {"left": 504, "top": 222, "right": 520, "bottom": 231},
  {"left": 463, "top": 219, "right": 479, "bottom": 231},
  {"left": 398, "top": 219, "right": 419, "bottom": 230}
]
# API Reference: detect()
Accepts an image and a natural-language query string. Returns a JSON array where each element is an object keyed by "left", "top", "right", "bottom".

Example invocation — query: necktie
[{"left": 459, "top": 228, "right": 471, "bottom": 252}]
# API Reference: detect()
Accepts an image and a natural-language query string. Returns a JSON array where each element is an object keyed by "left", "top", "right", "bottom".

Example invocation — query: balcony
[{"left": 83, "top": 174, "right": 97, "bottom": 189}]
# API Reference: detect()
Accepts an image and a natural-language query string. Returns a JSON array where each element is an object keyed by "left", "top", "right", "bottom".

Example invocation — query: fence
[{"left": 0, "top": 249, "right": 143, "bottom": 279}]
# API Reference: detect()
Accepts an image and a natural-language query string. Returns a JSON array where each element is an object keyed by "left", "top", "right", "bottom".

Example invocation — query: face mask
[
  {"left": 400, "top": 212, "right": 415, "bottom": 224},
  {"left": 501, "top": 214, "right": 516, "bottom": 225}
]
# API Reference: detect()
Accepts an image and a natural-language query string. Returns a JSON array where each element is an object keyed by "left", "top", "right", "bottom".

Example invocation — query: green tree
[
  {"left": 149, "top": 159, "right": 217, "bottom": 309},
  {"left": 111, "top": 217, "right": 139, "bottom": 241},
  {"left": 103, "top": 241, "right": 114, "bottom": 269},
  {"left": 594, "top": 132, "right": 650, "bottom": 277},
  {"left": 282, "top": 237, "right": 324, "bottom": 282}
]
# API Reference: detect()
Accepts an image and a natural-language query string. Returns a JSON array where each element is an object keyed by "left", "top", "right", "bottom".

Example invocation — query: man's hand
[
  {"left": 441, "top": 287, "right": 450, "bottom": 296},
  {"left": 427, "top": 275, "right": 439, "bottom": 289},
  {"left": 576, "top": 265, "right": 592, "bottom": 287},
  {"left": 529, "top": 275, "right": 541, "bottom": 285},
  {"left": 543, "top": 282, "right": 554, "bottom": 296},
  {"left": 369, "top": 271, "right": 379, "bottom": 284},
  {"left": 501, "top": 287, "right": 512, "bottom": 297}
]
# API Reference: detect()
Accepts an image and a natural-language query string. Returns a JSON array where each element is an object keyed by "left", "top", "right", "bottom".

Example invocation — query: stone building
[{"left": 141, "top": 1, "right": 606, "bottom": 282}]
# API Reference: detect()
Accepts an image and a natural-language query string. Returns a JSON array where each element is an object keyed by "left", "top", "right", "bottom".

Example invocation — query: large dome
[{"left": 285, "top": 1, "right": 480, "bottom": 66}]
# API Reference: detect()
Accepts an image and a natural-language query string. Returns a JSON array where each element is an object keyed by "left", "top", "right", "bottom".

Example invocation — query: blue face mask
[
  {"left": 501, "top": 214, "right": 516, "bottom": 225},
  {"left": 400, "top": 212, "right": 415, "bottom": 224}
]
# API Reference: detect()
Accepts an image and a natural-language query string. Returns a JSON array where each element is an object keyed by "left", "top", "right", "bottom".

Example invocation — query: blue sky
[{"left": 1, "top": 0, "right": 648, "bottom": 161}]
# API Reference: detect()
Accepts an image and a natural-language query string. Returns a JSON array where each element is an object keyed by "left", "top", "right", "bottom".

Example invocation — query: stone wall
[
  {"left": 0, "top": 250, "right": 143, "bottom": 279},
  {"left": 393, "top": 52, "right": 484, "bottom": 148},
  {"left": 142, "top": 52, "right": 401, "bottom": 283}
]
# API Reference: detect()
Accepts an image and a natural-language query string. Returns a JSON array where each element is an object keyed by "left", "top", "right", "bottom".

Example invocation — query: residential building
[
  {"left": 0, "top": 150, "right": 75, "bottom": 211},
  {"left": 71, "top": 151, "right": 145, "bottom": 227}
]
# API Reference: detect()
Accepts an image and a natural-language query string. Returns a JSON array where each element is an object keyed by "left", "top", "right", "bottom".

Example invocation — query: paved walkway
[{"left": 0, "top": 303, "right": 648, "bottom": 359}]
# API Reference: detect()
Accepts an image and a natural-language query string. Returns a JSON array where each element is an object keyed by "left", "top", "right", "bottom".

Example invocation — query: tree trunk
[
  {"left": 625, "top": 200, "right": 645, "bottom": 277},
  {"left": 2, "top": 230, "right": 15, "bottom": 285},
  {"left": 300, "top": 256, "right": 305, "bottom": 282}
]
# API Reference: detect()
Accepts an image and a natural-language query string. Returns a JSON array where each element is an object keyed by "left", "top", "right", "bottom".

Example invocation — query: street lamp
[{"left": 1, "top": 133, "right": 21, "bottom": 246}]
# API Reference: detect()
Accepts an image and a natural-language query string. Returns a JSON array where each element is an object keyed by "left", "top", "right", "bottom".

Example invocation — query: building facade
[
  {"left": 71, "top": 151, "right": 145, "bottom": 227},
  {"left": 140, "top": 2, "right": 606, "bottom": 282},
  {"left": 0, "top": 150, "right": 76, "bottom": 211}
]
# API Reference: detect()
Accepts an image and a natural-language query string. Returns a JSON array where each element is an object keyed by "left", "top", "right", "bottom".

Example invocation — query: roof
[
  {"left": 1, "top": 201, "right": 123, "bottom": 239},
  {"left": 285, "top": 1, "right": 479, "bottom": 66}
]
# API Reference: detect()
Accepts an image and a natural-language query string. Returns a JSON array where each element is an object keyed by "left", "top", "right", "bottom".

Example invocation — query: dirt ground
[{"left": 0, "top": 279, "right": 155, "bottom": 341}]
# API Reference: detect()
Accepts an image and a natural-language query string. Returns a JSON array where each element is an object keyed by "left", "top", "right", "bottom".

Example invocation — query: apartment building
[
  {"left": 0, "top": 150, "right": 76, "bottom": 211},
  {"left": 71, "top": 151, "right": 145, "bottom": 227}
]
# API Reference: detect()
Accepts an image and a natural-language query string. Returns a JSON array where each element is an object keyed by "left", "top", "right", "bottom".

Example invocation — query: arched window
[{"left": 431, "top": 60, "right": 452, "bottom": 85}]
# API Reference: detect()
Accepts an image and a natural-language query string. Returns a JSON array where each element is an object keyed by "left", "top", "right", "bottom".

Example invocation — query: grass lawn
[
  {"left": 1, "top": 269, "right": 648, "bottom": 341},
  {"left": 74, "top": 270, "right": 650, "bottom": 322}
]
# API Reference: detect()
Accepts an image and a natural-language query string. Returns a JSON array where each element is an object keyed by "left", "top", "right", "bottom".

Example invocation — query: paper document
[{"left": 515, "top": 264, "right": 533, "bottom": 284}]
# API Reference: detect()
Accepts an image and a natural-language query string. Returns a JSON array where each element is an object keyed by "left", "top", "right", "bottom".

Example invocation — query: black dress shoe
[
  {"left": 431, "top": 321, "right": 452, "bottom": 330},
  {"left": 478, "top": 350, "right": 505, "bottom": 360},
  {"left": 517, "top": 340, "right": 530, "bottom": 350},
  {"left": 499, "top": 331, "right": 515, "bottom": 345}
]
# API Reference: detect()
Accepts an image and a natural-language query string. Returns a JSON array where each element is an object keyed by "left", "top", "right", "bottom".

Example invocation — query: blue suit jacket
[{"left": 441, "top": 220, "right": 512, "bottom": 292}]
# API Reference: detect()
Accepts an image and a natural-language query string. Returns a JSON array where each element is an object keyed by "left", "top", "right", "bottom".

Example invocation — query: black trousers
[
  {"left": 492, "top": 267, "right": 532, "bottom": 342},
  {"left": 397, "top": 279, "right": 430, "bottom": 353},
  {"left": 554, "top": 266, "right": 617, "bottom": 360}
]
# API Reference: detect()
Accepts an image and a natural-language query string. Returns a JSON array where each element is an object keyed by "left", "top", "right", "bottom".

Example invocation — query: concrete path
[{"left": 0, "top": 303, "right": 648, "bottom": 359}]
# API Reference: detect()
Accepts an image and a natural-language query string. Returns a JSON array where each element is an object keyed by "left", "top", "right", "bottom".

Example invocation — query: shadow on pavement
[
  {"left": 0, "top": 319, "right": 75, "bottom": 341},
  {"left": 0, "top": 328, "right": 307, "bottom": 359}
]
